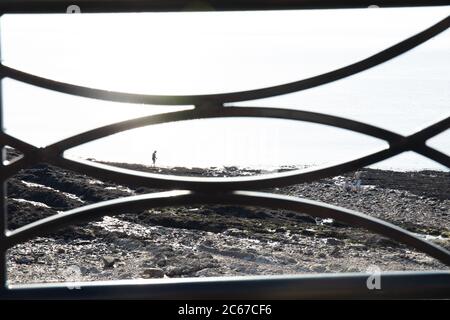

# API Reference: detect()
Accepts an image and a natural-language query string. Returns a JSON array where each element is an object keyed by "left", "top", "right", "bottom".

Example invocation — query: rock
[
  {"left": 16, "top": 256, "right": 34, "bottom": 264},
  {"left": 349, "top": 244, "right": 366, "bottom": 251},
  {"left": 233, "top": 265, "right": 249, "bottom": 273},
  {"left": 155, "top": 256, "right": 168, "bottom": 267},
  {"left": 311, "top": 264, "right": 327, "bottom": 273},
  {"left": 102, "top": 255, "right": 116, "bottom": 268},
  {"left": 119, "top": 272, "right": 133, "bottom": 279},
  {"left": 224, "top": 228, "right": 247, "bottom": 237},
  {"left": 79, "top": 266, "right": 89, "bottom": 275},
  {"left": 88, "top": 267, "right": 100, "bottom": 274},
  {"left": 345, "top": 266, "right": 360, "bottom": 273},
  {"left": 365, "top": 235, "right": 399, "bottom": 248},
  {"left": 325, "top": 238, "right": 343, "bottom": 246},
  {"left": 142, "top": 268, "right": 164, "bottom": 278},
  {"left": 301, "top": 229, "right": 316, "bottom": 236},
  {"left": 330, "top": 247, "right": 341, "bottom": 257},
  {"left": 113, "top": 239, "right": 143, "bottom": 251},
  {"left": 330, "top": 220, "right": 349, "bottom": 228},
  {"left": 283, "top": 257, "right": 298, "bottom": 264}
]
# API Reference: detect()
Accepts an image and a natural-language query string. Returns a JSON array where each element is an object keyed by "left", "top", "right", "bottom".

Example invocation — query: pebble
[
  {"left": 142, "top": 268, "right": 165, "bottom": 278},
  {"left": 311, "top": 264, "right": 327, "bottom": 273},
  {"left": 16, "top": 256, "right": 34, "bottom": 264},
  {"left": 102, "top": 255, "right": 116, "bottom": 268},
  {"left": 330, "top": 247, "right": 341, "bottom": 257},
  {"left": 325, "top": 238, "right": 343, "bottom": 246}
]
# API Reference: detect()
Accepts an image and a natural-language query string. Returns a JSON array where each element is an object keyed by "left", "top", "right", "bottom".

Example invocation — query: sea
[{"left": 1, "top": 8, "right": 449, "bottom": 172}]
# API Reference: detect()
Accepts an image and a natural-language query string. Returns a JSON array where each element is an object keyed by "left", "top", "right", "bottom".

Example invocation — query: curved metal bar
[
  {"left": 398, "top": 115, "right": 450, "bottom": 168},
  {"left": 0, "top": 106, "right": 402, "bottom": 181},
  {"left": 1, "top": 106, "right": 447, "bottom": 188},
  {"left": 38, "top": 105, "right": 444, "bottom": 190},
  {"left": 0, "top": 133, "right": 36, "bottom": 155},
  {"left": 413, "top": 145, "right": 450, "bottom": 169},
  {"left": 0, "top": 15, "right": 448, "bottom": 105},
  {"left": 409, "top": 115, "right": 450, "bottom": 143},
  {"left": 47, "top": 106, "right": 402, "bottom": 153},
  {"left": 49, "top": 143, "right": 445, "bottom": 192},
  {"left": 52, "top": 146, "right": 398, "bottom": 191},
  {"left": 46, "top": 109, "right": 199, "bottom": 154},
  {"left": 5, "top": 190, "right": 450, "bottom": 266},
  {"left": 0, "top": 133, "right": 38, "bottom": 177}
]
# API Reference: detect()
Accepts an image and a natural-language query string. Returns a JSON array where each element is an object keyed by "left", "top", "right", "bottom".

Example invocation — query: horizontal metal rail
[
  {"left": 3, "top": 271, "right": 450, "bottom": 299},
  {"left": 0, "top": 0, "right": 449, "bottom": 14}
]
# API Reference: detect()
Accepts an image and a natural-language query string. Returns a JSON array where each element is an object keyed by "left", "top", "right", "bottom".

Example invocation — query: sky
[{"left": 1, "top": 6, "right": 449, "bottom": 170}]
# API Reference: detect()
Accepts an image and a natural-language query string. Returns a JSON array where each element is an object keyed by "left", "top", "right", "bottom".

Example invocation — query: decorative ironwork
[{"left": 0, "top": 2, "right": 449, "bottom": 299}]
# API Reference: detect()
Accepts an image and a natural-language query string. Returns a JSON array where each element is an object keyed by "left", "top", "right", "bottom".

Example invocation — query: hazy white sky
[
  {"left": 2, "top": 7, "right": 449, "bottom": 94},
  {"left": 1, "top": 7, "right": 449, "bottom": 170}
]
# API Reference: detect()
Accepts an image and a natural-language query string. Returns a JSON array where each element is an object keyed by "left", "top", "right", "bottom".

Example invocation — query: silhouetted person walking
[{"left": 152, "top": 150, "right": 157, "bottom": 167}]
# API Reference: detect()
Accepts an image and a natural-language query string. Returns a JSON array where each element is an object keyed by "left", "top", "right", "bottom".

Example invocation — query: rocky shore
[{"left": 4, "top": 150, "right": 450, "bottom": 284}]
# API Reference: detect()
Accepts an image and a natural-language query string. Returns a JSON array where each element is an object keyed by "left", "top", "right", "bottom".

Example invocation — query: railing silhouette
[{"left": 0, "top": 1, "right": 449, "bottom": 299}]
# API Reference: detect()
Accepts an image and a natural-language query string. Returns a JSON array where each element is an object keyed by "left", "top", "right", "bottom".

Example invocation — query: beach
[{"left": 4, "top": 148, "right": 450, "bottom": 284}]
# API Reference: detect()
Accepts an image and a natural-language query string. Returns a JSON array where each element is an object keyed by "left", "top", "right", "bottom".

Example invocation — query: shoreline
[
  {"left": 100, "top": 160, "right": 450, "bottom": 202},
  {"left": 93, "top": 157, "right": 450, "bottom": 174}
]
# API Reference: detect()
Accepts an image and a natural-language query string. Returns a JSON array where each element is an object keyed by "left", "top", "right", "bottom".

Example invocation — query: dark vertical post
[{"left": 0, "top": 12, "right": 8, "bottom": 290}]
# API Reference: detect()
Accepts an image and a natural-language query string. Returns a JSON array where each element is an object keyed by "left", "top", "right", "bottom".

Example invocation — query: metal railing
[{"left": 0, "top": 1, "right": 449, "bottom": 299}]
